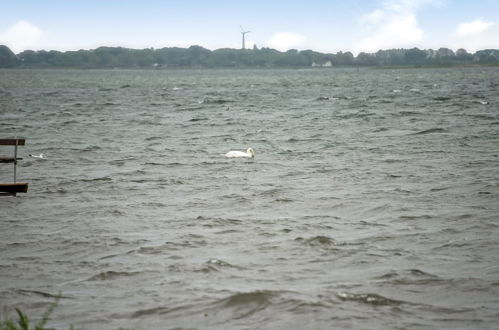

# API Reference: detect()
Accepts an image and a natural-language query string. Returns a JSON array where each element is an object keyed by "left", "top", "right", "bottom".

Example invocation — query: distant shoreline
[
  {"left": 1, "top": 44, "right": 498, "bottom": 69},
  {"left": 2, "top": 63, "right": 499, "bottom": 71}
]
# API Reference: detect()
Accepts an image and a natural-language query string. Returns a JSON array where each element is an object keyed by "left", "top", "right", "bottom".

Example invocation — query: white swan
[
  {"left": 29, "top": 153, "right": 44, "bottom": 159},
  {"left": 225, "top": 148, "right": 255, "bottom": 158}
]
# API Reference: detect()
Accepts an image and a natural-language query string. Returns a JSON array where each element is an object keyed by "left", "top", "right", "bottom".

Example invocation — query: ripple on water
[
  {"left": 374, "top": 269, "right": 443, "bottom": 286},
  {"left": 336, "top": 292, "right": 405, "bottom": 306},
  {"left": 87, "top": 271, "right": 140, "bottom": 281}
]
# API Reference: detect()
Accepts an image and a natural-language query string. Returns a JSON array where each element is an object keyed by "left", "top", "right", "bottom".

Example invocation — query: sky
[{"left": 1, "top": 0, "right": 499, "bottom": 54}]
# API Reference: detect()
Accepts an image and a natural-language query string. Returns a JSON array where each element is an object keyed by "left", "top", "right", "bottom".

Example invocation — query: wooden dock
[
  {"left": 0, "top": 138, "right": 28, "bottom": 196},
  {"left": 0, "top": 182, "right": 28, "bottom": 194}
]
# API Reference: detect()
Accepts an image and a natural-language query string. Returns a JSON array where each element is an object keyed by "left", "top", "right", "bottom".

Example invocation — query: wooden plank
[
  {"left": 0, "top": 157, "right": 23, "bottom": 163},
  {"left": 0, "top": 138, "right": 26, "bottom": 146},
  {"left": 0, "top": 183, "right": 29, "bottom": 193}
]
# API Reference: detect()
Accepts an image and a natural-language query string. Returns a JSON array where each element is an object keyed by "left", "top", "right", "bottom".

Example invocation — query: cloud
[
  {"left": 267, "top": 32, "right": 306, "bottom": 51},
  {"left": 383, "top": 0, "right": 443, "bottom": 13},
  {"left": 454, "top": 19, "right": 499, "bottom": 52},
  {"left": 0, "top": 20, "right": 45, "bottom": 53},
  {"left": 357, "top": 13, "right": 423, "bottom": 52},
  {"left": 456, "top": 19, "right": 494, "bottom": 36},
  {"left": 355, "top": 0, "right": 440, "bottom": 53},
  {"left": 360, "top": 9, "right": 384, "bottom": 25}
]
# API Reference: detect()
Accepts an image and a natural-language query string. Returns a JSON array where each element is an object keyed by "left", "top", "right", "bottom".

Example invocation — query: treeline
[{"left": 1, "top": 44, "right": 498, "bottom": 68}]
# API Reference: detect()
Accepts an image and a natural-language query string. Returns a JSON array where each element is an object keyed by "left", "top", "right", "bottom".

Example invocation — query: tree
[
  {"left": 2, "top": 45, "right": 499, "bottom": 68},
  {"left": 475, "top": 50, "right": 498, "bottom": 63},
  {"left": 0, "top": 45, "right": 19, "bottom": 67},
  {"left": 334, "top": 51, "right": 354, "bottom": 66},
  {"left": 357, "top": 52, "right": 377, "bottom": 66},
  {"left": 456, "top": 48, "right": 472, "bottom": 62},
  {"left": 404, "top": 48, "right": 426, "bottom": 65}
]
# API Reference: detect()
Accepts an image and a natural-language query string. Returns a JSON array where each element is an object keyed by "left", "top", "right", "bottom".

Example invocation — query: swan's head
[{"left": 246, "top": 148, "right": 255, "bottom": 158}]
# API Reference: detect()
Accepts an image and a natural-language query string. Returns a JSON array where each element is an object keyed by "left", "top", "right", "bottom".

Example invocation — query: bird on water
[
  {"left": 29, "top": 153, "right": 44, "bottom": 159},
  {"left": 224, "top": 148, "right": 255, "bottom": 158}
]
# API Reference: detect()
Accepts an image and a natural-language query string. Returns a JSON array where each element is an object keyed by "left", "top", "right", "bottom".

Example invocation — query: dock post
[{"left": 14, "top": 138, "right": 18, "bottom": 183}]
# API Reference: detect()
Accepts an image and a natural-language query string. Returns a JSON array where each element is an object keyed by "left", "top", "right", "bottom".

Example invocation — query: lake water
[{"left": 1, "top": 67, "right": 499, "bottom": 329}]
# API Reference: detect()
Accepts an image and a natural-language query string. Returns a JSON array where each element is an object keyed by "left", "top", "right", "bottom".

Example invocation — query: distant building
[{"left": 312, "top": 61, "right": 332, "bottom": 67}]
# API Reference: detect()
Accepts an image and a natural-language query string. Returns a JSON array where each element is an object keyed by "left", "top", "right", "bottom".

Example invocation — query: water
[{"left": 1, "top": 68, "right": 499, "bottom": 329}]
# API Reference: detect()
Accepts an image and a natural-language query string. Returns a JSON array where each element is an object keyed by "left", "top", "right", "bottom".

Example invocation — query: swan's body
[
  {"left": 29, "top": 153, "right": 44, "bottom": 159},
  {"left": 225, "top": 148, "right": 255, "bottom": 158}
]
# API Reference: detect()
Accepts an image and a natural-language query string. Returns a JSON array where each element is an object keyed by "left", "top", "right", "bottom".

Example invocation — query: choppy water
[{"left": 1, "top": 67, "right": 499, "bottom": 329}]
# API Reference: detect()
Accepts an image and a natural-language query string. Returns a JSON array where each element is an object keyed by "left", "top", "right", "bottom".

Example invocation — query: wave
[
  {"left": 42, "top": 188, "right": 69, "bottom": 194},
  {"left": 202, "top": 97, "right": 234, "bottom": 104},
  {"left": 189, "top": 117, "right": 209, "bottom": 122},
  {"left": 134, "top": 245, "right": 171, "bottom": 255},
  {"left": 220, "top": 192, "right": 250, "bottom": 202},
  {"left": 144, "top": 136, "right": 162, "bottom": 141},
  {"left": 81, "top": 145, "right": 102, "bottom": 152},
  {"left": 100, "top": 101, "right": 120, "bottom": 106},
  {"left": 398, "top": 110, "right": 422, "bottom": 116},
  {"left": 469, "top": 114, "right": 496, "bottom": 120},
  {"left": 16, "top": 289, "right": 72, "bottom": 299},
  {"left": 411, "top": 127, "right": 448, "bottom": 135},
  {"left": 433, "top": 96, "right": 452, "bottom": 101},
  {"left": 398, "top": 214, "right": 433, "bottom": 220},
  {"left": 131, "top": 306, "right": 171, "bottom": 318},
  {"left": 87, "top": 270, "right": 140, "bottom": 281},
  {"left": 128, "top": 289, "right": 334, "bottom": 325},
  {"left": 254, "top": 188, "right": 283, "bottom": 198},
  {"left": 196, "top": 216, "right": 243, "bottom": 228},
  {"left": 337, "top": 111, "right": 375, "bottom": 119},
  {"left": 134, "top": 239, "right": 207, "bottom": 255},
  {"left": 383, "top": 158, "right": 405, "bottom": 163},
  {"left": 131, "top": 290, "right": 412, "bottom": 323},
  {"left": 149, "top": 102, "right": 168, "bottom": 107},
  {"left": 296, "top": 235, "right": 337, "bottom": 247},
  {"left": 336, "top": 292, "right": 405, "bottom": 306},
  {"left": 174, "top": 105, "right": 204, "bottom": 112},
  {"left": 81, "top": 176, "right": 113, "bottom": 182},
  {"left": 197, "top": 258, "right": 243, "bottom": 273},
  {"left": 61, "top": 120, "right": 79, "bottom": 125},
  {"left": 375, "top": 269, "right": 442, "bottom": 285},
  {"left": 41, "top": 90, "right": 61, "bottom": 96},
  {"left": 129, "top": 290, "right": 276, "bottom": 319},
  {"left": 221, "top": 291, "right": 275, "bottom": 311}
]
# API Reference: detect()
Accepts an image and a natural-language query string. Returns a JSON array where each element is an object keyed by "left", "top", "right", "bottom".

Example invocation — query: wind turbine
[{"left": 240, "top": 26, "right": 250, "bottom": 50}]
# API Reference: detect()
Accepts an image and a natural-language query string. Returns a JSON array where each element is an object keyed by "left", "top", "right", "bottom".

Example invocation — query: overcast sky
[{"left": 1, "top": 0, "right": 498, "bottom": 54}]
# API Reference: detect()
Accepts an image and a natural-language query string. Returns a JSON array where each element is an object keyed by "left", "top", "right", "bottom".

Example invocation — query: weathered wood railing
[{"left": 0, "top": 138, "right": 28, "bottom": 196}]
